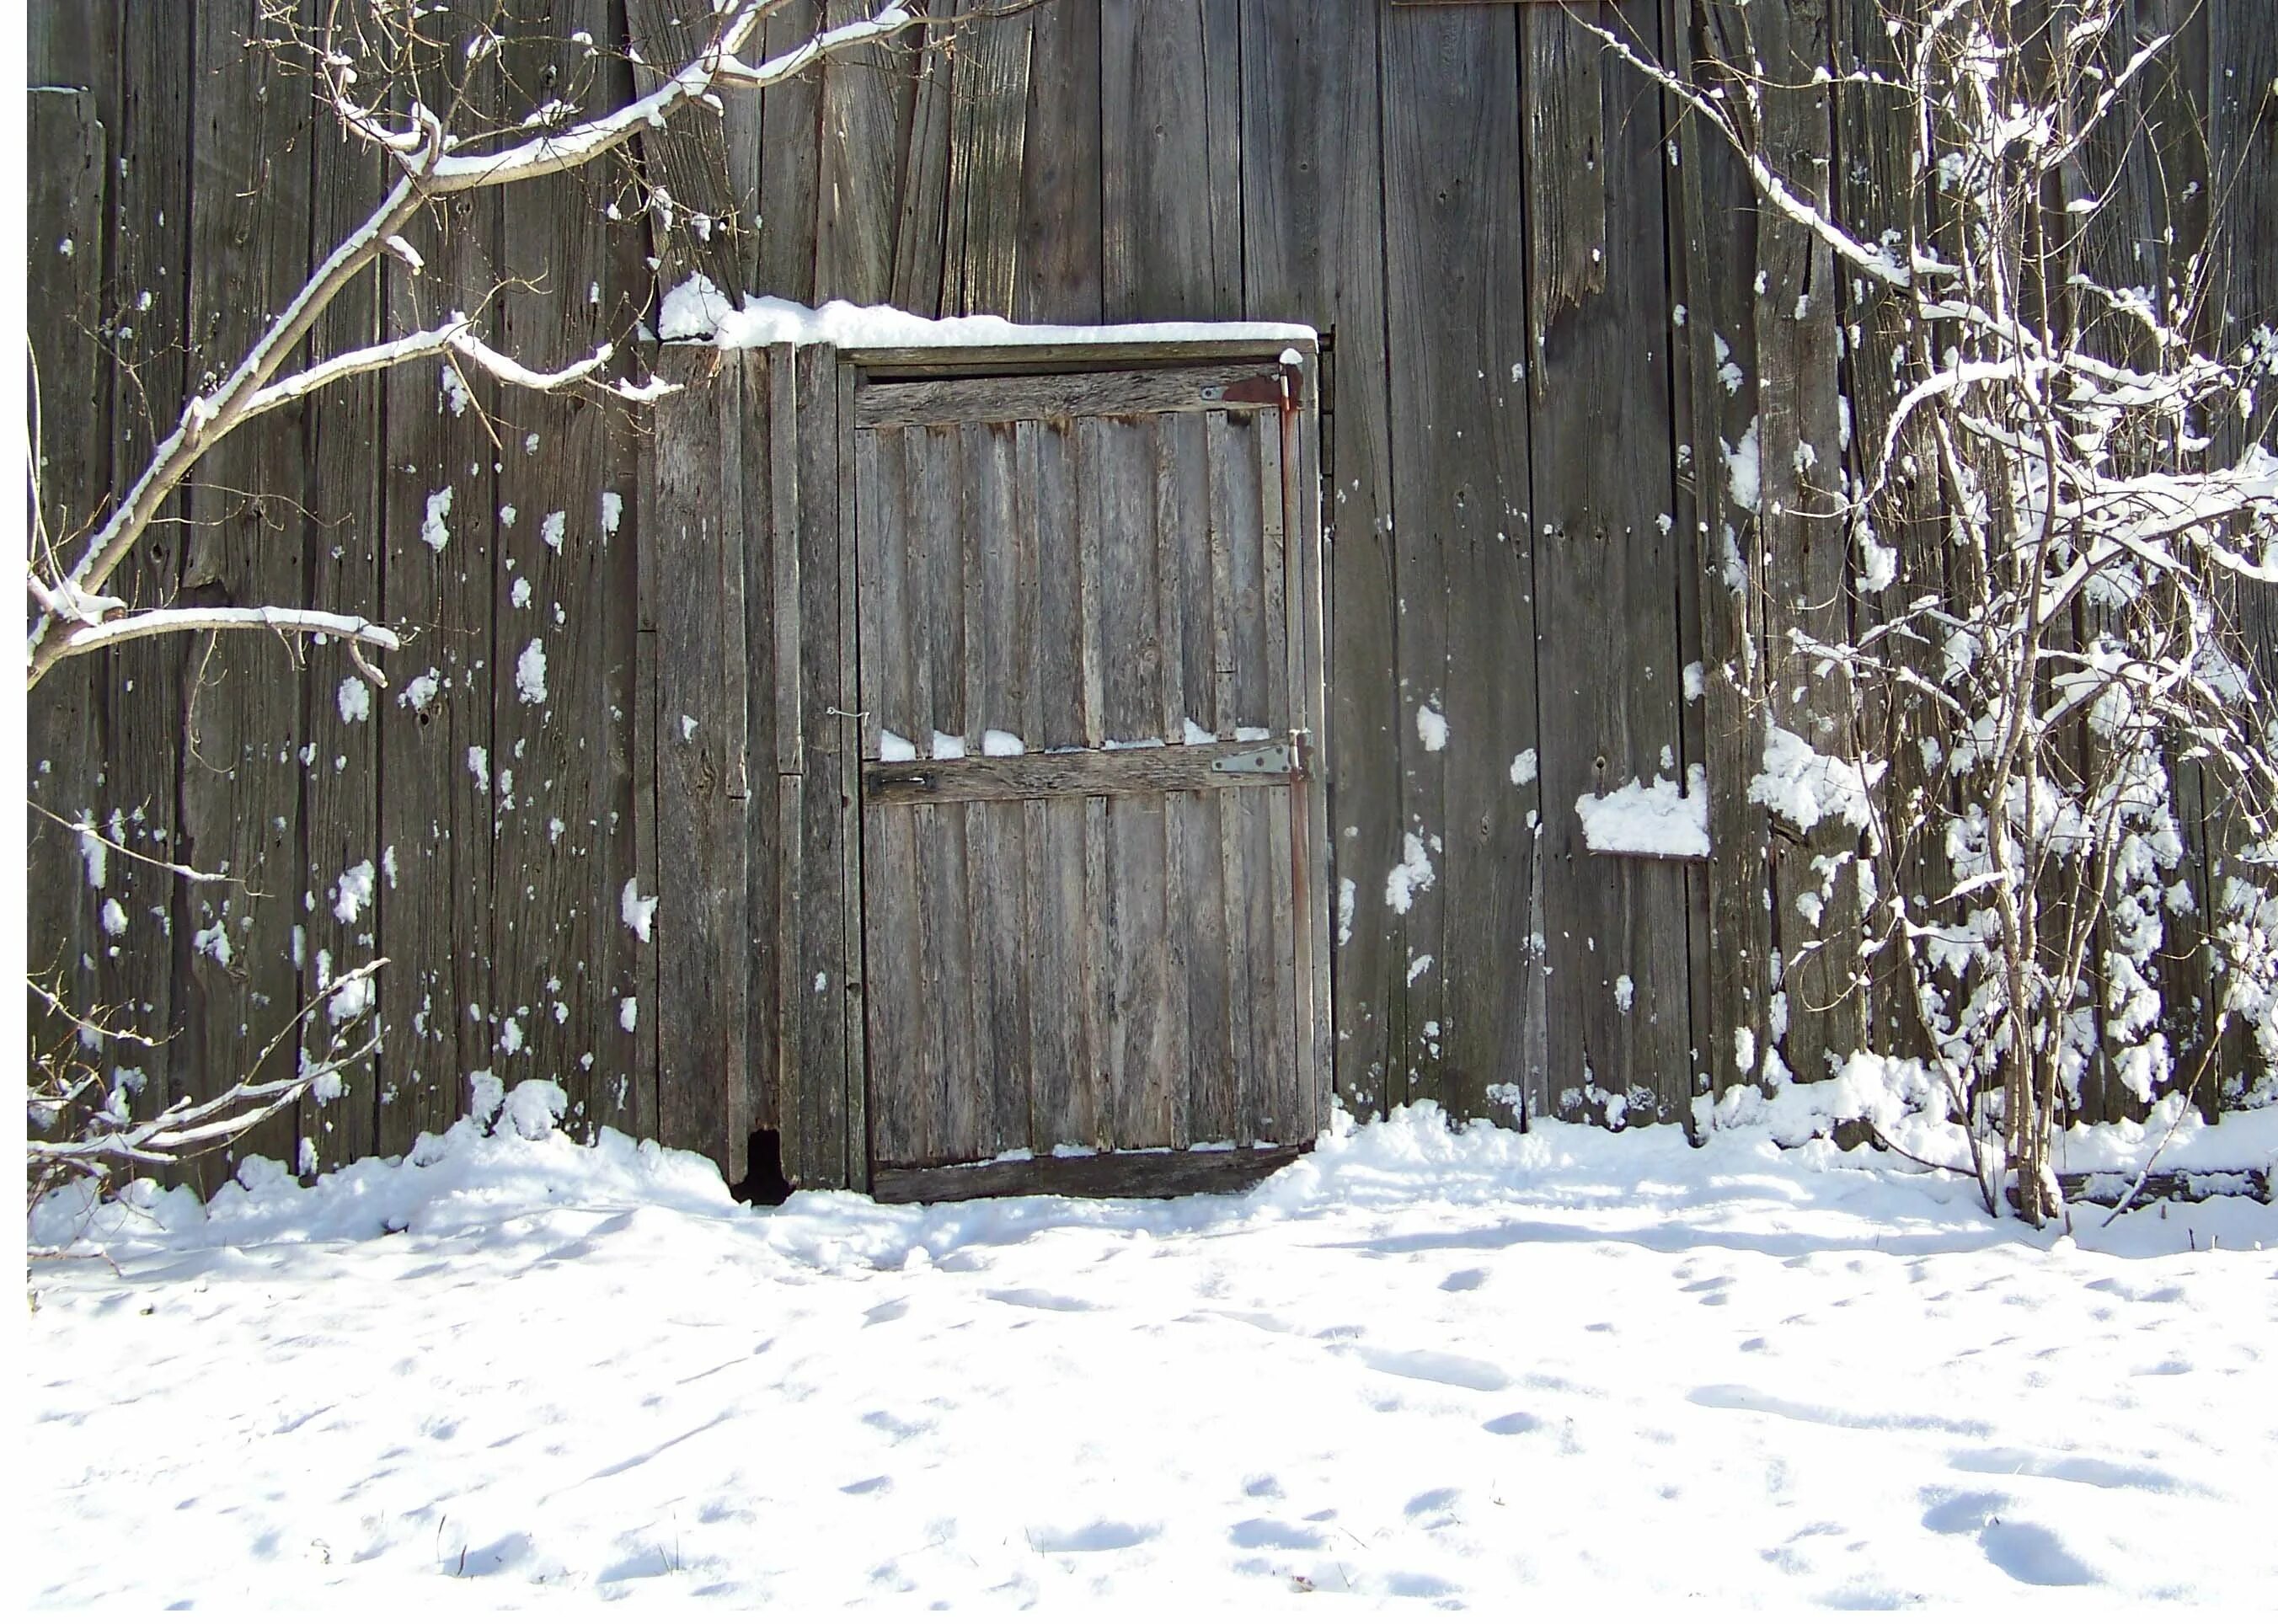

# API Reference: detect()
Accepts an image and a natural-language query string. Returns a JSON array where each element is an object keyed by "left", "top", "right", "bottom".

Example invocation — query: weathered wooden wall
[{"left": 26, "top": 0, "right": 2278, "bottom": 1189}]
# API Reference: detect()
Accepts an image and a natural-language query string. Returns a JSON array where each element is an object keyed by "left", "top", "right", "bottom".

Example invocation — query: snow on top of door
[{"left": 659, "top": 275, "right": 1316, "bottom": 352}]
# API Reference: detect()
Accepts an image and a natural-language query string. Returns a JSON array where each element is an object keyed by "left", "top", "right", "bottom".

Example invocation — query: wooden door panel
[{"left": 854, "top": 365, "right": 1313, "bottom": 1173}]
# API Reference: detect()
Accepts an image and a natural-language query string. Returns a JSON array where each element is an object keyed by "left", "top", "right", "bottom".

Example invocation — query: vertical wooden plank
[
  {"left": 1296, "top": 357, "right": 1335, "bottom": 1141},
  {"left": 1379, "top": 0, "right": 1537, "bottom": 1120},
  {"left": 1017, "top": 0, "right": 1103, "bottom": 323},
  {"left": 1753, "top": 0, "right": 1862, "bottom": 1085},
  {"left": 791, "top": 344, "right": 855, "bottom": 1183},
  {"left": 179, "top": 0, "right": 317, "bottom": 1170},
  {"left": 377, "top": 25, "right": 503, "bottom": 1162},
  {"left": 854, "top": 426, "right": 925, "bottom": 1167},
  {"left": 1101, "top": 0, "right": 1243, "bottom": 319},
  {"left": 1670, "top": 0, "right": 1771, "bottom": 1114},
  {"left": 1255, "top": 412, "right": 1302, "bottom": 1141},
  {"left": 625, "top": 0, "right": 751, "bottom": 296},
  {"left": 904, "top": 418, "right": 978, "bottom": 1162},
  {"left": 890, "top": 16, "right": 954, "bottom": 316},
  {"left": 654, "top": 356, "right": 746, "bottom": 1183},
  {"left": 943, "top": 4, "right": 1035, "bottom": 317},
  {"left": 817, "top": 1, "right": 917, "bottom": 303},
  {"left": 836, "top": 358, "right": 869, "bottom": 1185},
  {"left": 1526, "top": 0, "right": 1692, "bottom": 1127},
  {"left": 26, "top": 89, "right": 108, "bottom": 1078},
  {"left": 301, "top": 62, "right": 386, "bottom": 1171},
  {"left": 961, "top": 422, "right": 1033, "bottom": 1152},
  {"left": 757, "top": 0, "right": 824, "bottom": 302},
  {"left": 96, "top": 3, "right": 191, "bottom": 1147},
  {"left": 1096, "top": 415, "right": 1173, "bottom": 1148},
  {"left": 737, "top": 355, "right": 782, "bottom": 1155},
  {"left": 480, "top": 1, "right": 645, "bottom": 1149},
  {"left": 1025, "top": 419, "right": 1099, "bottom": 1150}
]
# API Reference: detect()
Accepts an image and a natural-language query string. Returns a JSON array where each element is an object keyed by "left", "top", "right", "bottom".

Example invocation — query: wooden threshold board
[{"left": 869, "top": 1143, "right": 1307, "bottom": 1204}]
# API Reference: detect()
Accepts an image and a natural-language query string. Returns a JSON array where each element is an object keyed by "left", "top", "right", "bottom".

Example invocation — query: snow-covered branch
[{"left": 25, "top": 0, "right": 922, "bottom": 689}]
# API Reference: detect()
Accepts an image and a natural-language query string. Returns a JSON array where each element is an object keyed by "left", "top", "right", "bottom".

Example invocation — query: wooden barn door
[{"left": 849, "top": 355, "right": 1327, "bottom": 1199}]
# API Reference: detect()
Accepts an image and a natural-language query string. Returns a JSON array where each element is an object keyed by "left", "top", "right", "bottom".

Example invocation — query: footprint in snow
[
  {"left": 1922, "top": 1484, "right": 2099, "bottom": 1584},
  {"left": 1230, "top": 1518, "right": 1328, "bottom": 1552},
  {"left": 1353, "top": 1345, "right": 1510, "bottom": 1392},
  {"left": 1438, "top": 1268, "right": 1489, "bottom": 1293},
  {"left": 1028, "top": 1519, "right": 1158, "bottom": 1553},
  {"left": 1404, "top": 1488, "right": 1461, "bottom": 1530},
  {"left": 1482, "top": 1412, "right": 1542, "bottom": 1435},
  {"left": 987, "top": 1287, "right": 1097, "bottom": 1313}
]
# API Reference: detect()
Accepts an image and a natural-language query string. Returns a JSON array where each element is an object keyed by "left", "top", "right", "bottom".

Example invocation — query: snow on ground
[{"left": 26, "top": 1090, "right": 2278, "bottom": 1611}]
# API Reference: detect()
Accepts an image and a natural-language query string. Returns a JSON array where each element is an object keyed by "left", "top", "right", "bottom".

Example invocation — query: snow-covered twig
[{"left": 61, "top": 606, "right": 402, "bottom": 663}]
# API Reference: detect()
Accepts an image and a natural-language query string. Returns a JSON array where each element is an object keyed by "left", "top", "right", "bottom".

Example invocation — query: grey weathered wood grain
[
  {"left": 757, "top": 1, "right": 823, "bottom": 302},
  {"left": 890, "top": 10, "right": 955, "bottom": 316},
  {"left": 1669, "top": 0, "right": 1771, "bottom": 1114},
  {"left": 373, "top": 22, "right": 512, "bottom": 1166},
  {"left": 857, "top": 364, "right": 1286, "bottom": 429},
  {"left": 655, "top": 353, "right": 748, "bottom": 1183},
  {"left": 178, "top": 3, "right": 318, "bottom": 1168},
  {"left": 625, "top": 0, "right": 749, "bottom": 296},
  {"left": 1017, "top": 0, "right": 1104, "bottom": 323},
  {"left": 1379, "top": 0, "right": 1537, "bottom": 1119},
  {"left": 26, "top": 89, "right": 105, "bottom": 1072},
  {"left": 817, "top": 1, "right": 917, "bottom": 304},
  {"left": 1101, "top": 0, "right": 1242, "bottom": 319},
  {"left": 1522, "top": 10, "right": 1607, "bottom": 377},
  {"left": 944, "top": 3, "right": 1035, "bottom": 316},
  {"left": 1526, "top": 0, "right": 1691, "bottom": 1126},
  {"left": 789, "top": 343, "right": 854, "bottom": 1184},
  {"left": 836, "top": 357, "right": 870, "bottom": 1183},
  {"left": 483, "top": 2, "right": 646, "bottom": 1146},
  {"left": 1238, "top": 2, "right": 1398, "bottom": 1125},
  {"left": 1755, "top": 0, "right": 1862, "bottom": 1084},
  {"left": 88, "top": 3, "right": 191, "bottom": 1161},
  {"left": 301, "top": 68, "right": 387, "bottom": 1171},
  {"left": 741, "top": 355, "right": 783, "bottom": 1148}
]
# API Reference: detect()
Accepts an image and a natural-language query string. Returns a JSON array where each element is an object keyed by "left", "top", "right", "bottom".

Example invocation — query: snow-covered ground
[{"left": 27, "top": 1091, "right": 2278, "bottom": 1611}]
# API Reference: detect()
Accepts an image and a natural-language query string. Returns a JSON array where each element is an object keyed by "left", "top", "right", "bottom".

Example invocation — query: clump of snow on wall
[
  {"left": 1385, "top": 832, "right": 1436, "bottom": 915},
  {"left": 621, "top": 877, "right": 659, "bottom": 943},
  {"left": 100, "top": 899, "right": 127, "bottom": 938},
  {"left": 78, "top": 812, "right": 106, "bottom": 889},
  {"left": 515, "top": 638, "right": 548, "bottom": 706},
  {"left": 421, "top": 486, "right": 453, "bottom": 552},
  {"left": 337, "top": 676, "right": 371, "bottom": 724},
  {"left": 600, "top": 491, "right": 623, "bottom": 536},
  {"left": 1724, "top": 419, "right": 1761, "bottom": 513},
  {"left": 333, "top": 861, "right": 377, "bottom": 926},
  {"left": 399, "top": 669, "right": 441, "bottom": 713},
  {"left": 1575, "top": 766, "right": 1710, "bottom": 859},
  {"left": 1509, "top": 749, "right": 1538, "bottom": 788},
  {"left": 1416, "top": 704, "right": 1447, "bottom": 753},
  {"left": 1748, "top": 726, "right": 1883, "bottom": 832},
  {"left": 1338, "top": 878, "right": 1356, "bottom": 946},
  {"left": 328, "top": 968, "right": 375, "bottom": 1023},
  {"left": 981, "top": 729, "right": 1024, "bottom": 757},
  {"left": 467, "top": 746, "right": 489, "bottom": 793},
  {"left": 542, "top": 510, "right": 567, "bottom": 552},
  {"left": 879, "top": 730, "right": 917, "bottom": 762}
]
